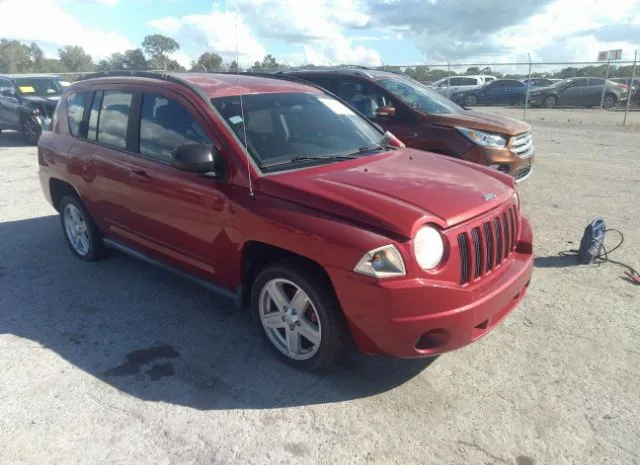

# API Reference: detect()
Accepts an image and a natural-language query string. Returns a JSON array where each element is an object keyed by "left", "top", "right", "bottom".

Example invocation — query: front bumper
[
  {"left": 461, "top": 144, "right": 535, "bottom": 182},
  {"left": 328, "top": 218, "right": 534, "bottom": 358}
]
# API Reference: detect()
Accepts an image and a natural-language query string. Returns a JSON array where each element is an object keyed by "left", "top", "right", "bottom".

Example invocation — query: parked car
[
  {"left": 38, "top": 71, "right": 534, "bottom": 371},
  {"left": 429, "top": 75, "right": 495, "bottom": 97},
  {"left": 611, "top": 77, "right": 640, "bottom": 104},
  {"left": 450, "top": 79, "right": 532, "bottom": 107},
  {"left": 522, "top": 78, "right": 561, "bottom": 87},
  {"left": 526, "top": 77, "right": 628, "bottom": 108},
  {"left": 282, "top": 68, "right": 534, "bottom": 182},
  {"left": 0, "top": 74, "right": 69, "bottom": 144}
]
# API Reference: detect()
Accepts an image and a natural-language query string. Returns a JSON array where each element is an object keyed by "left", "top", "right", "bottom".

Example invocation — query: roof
[
  {"left": 282, "top": 67, "right": 405, "bottom": 80},
  {"left": 74, "top": 72, "right": 322, "bottom": 99}
]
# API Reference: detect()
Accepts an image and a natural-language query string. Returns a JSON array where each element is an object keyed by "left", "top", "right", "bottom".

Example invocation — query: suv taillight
[{"left": 617, "top": 84, "right": 628, "bottom": 91}]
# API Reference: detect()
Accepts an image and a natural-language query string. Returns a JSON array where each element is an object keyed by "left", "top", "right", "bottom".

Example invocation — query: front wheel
[
  {"left": 603, "top": 94, "right": 616, "bottom": 109},
  {"left": 543, "top": 95, "right": 557, "bottom": 109},
  {"left": 251, "top": 261, "right": 350, "bottom": 370},
  {"left": 22, "top": 116, "right": 41, "bottom": 146}
]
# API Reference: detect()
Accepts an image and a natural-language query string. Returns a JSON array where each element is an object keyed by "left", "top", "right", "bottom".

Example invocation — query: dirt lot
[{"left": 1, "top": 116, "right": 639, "bottom": 465}]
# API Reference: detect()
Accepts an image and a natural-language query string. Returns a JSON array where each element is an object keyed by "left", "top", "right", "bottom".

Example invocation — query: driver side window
[{"left": 335, "top": 79, "right": 390, "bottom": 118}]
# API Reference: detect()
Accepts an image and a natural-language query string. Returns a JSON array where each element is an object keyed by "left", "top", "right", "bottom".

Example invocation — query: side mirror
[
  {"left": 375, "top": 106, "right": 396, "bottom": 118},
  {"left": 171, "top": 143, "right": 225, "bottom": 176},
  {"left": 1, "top": 89, "right": 17, "bottom": 97}
]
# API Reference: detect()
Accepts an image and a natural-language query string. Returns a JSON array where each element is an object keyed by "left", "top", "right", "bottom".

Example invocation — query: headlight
[
  {"left": 414, "top": 226, "right": 445, "bottom": 270},
  {"left": 456, "top": 127, "right": 507, "bottom": 148},
  {"left": 354, "top": 245, "right": 406, "bottom": 278}
]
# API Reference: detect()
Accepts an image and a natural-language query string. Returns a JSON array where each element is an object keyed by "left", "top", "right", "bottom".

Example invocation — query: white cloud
[
  {"left": 148, "top": 11, "right": 266, "bottom": 66},
  {"left": 0, "top": 0, "right": 133, "bottom": 59},
  {"left": 76, "top": 0, "right": 119, "bottom": 6}
]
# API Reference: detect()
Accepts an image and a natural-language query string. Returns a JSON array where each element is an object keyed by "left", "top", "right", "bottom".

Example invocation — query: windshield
[
  {"left": 211, "top": 92, "right": 384, "bottom": 171},
  {"left": 14, "top": 78, "right": 68, "bottom": 97},
  {"left": 377, "top": 76, "right": 461, "bottom": 114}
]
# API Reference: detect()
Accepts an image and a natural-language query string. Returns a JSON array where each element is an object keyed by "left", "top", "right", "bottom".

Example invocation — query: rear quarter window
[{"left": 66, "top": 92, "right": 88, "bottom": 137}]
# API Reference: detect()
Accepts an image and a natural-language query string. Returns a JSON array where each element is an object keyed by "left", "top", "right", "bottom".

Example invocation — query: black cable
[{"left": 560, "top": 228, "right": 639, "bottom": 283}]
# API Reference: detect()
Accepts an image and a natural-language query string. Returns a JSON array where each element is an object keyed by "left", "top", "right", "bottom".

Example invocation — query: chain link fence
[{"left": 4, "top": 56, "right": 639, "bottom": 126}]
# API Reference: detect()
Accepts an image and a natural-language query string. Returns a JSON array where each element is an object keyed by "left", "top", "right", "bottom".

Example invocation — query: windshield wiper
[{"left": 262, "top": 154, "right": 360, "bottom": 168}]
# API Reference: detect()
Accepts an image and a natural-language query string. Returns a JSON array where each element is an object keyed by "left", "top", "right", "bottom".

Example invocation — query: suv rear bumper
[{"left": 328, "top": 218, "right": 534, "bottom": 358}]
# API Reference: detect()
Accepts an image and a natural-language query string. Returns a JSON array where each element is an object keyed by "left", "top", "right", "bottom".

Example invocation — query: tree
[
  {"left": 191, "top": 52, "right": 223, "bottom": 71},
  {"left": 142, "top": 34, "right": 179, "bottom": 70},
  {"left": 465, "top": 66, "right": 480, "bottom": 75},
  {"left": 260, "top": 54, "right": 279, "bottom": 69},
  {"left": 30, "top": 42, "right": 44, "bottom": 70},
  {"left": 123, "top": 49, "right": 148, "bottom": 70},
  {"left": 228, "top": 60, "right": 239, "bottom": 73},
  {"left": 0, "top": 39, "right": 32, "bottom": 73},
  {"left": 58, "top": 45, "right": 93, "bottom": 72},
  {"left": 165, "top": 59, "right": 185, "bottom": 71}
]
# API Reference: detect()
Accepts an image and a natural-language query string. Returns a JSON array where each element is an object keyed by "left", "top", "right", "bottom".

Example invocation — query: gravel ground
[{"left": 1, "top": 120, "right": 639, "bottom": 465}]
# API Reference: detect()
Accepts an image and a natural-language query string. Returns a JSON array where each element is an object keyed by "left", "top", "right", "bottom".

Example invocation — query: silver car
[{"left": 430, "top": 75, "right": 496, "bottom": 97}]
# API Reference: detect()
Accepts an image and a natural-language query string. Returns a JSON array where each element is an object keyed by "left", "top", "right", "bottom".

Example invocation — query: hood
[
  {"left": 22, "top": 95, "right": 60, "bottom": 108},
  {"left": 256, "top": 148, "right": 515, "bottom": 238},
  {"left": 431, "top": 109, "right": 530, "bottom": 136}
]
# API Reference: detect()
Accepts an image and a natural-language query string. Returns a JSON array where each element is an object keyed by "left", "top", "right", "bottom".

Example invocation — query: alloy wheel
[
  {"left": 63, "top": 204, "right": 91, "bottom": 256},
  {"left": 258, "top": 278, "right": 322, "bottom": 361}
]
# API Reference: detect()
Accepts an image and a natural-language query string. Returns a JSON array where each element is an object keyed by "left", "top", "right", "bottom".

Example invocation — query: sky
[{"left": 1, "top": 0, "right": 639, "bottom": 70}]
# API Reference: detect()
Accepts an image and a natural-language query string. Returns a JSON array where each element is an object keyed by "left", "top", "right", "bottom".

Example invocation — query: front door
[{"left": 0, "top": 80, "right": 21, "bottom": 129}]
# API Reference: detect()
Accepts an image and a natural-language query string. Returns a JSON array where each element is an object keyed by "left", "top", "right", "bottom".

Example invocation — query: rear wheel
[
  {"left": 59, "top": 195, "right": 106, "bottom": 261},
  {"left": 464, "top": 94, "right": 478, "bottom": 107},
  {"left": 543, "top": 95, "right": 557, "bottom": 109},
  {"left": 251, "top": 260, "right": 349, "bottom": 370},
  {"left": 22, "top": 116, "right": 41, "bottom": 145}
]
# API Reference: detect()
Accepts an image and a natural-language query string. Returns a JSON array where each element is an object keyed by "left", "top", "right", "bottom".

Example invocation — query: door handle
[{"left": 129, "top": 170, "right": 151, "bottom": 183}]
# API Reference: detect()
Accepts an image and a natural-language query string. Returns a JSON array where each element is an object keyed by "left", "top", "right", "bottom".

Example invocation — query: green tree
[
  {"left": 260, "top": 54, "right": 279, "bottom": 69},
  {"left": 123, "top": 48, "right": 148, "bottom": 70},
  {"left": 191, "top": 52, "right": 223, "bottom": 71},
  {"left": 465, "top": 66, "right": 480, "bottom": 75},
  {"left": 58, "top": 45, "right": 93, "bottom": 72},
  {"left": 228, "top": 60, "right": 239, "bottom": 73},
  {"left": 0, "top": 39, "right": 32, "bottom": 73},
  {"left": 165, "top": 59, "right": 185, "bottom": 71},
  {"left": 142, "top": 34, "right": 179, "bottom": 70}
]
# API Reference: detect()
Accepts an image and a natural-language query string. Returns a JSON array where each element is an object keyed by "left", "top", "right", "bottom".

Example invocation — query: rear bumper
[{"left": 328, "top": 217, "right": 534, "bottom": 358}]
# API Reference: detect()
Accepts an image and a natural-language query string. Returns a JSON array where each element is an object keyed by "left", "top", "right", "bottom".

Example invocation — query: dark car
[
  {"left": 526, "top": 77, "right": 628, "bottom": 109},
  {"left": 282, "top": 68, "right": 534, "bottom": 182},
  {"left": 0, "top": 74, "right": 69, "bottom": 144},
  {"left": 38, "top": 71, "right": 533, "bottom": 370},
  {"left": 611, "top": 78, "right": 640, "bottom": 104},
  {"left": 450, "top": 79, "right": 532, "bottom": 107}
]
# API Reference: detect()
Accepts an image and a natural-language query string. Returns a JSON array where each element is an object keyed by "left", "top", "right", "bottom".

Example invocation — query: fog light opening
[{"left": 415, "top": 329, "right": 451, "bottom": 351}]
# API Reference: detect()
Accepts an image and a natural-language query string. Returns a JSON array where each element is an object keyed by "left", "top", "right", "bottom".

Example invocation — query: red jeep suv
[{"left": 38, "top": 71, "right": 534, "bottom": 371}]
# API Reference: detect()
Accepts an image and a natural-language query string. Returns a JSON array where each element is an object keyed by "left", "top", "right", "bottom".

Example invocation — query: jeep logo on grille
[{"left": 482, "top": 193, "right": 496, "bottom": 201}]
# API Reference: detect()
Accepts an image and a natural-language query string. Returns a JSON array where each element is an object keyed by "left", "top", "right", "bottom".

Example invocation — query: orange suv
[{"left": 282, "top": 68, "right": 534, "bottom": 182}]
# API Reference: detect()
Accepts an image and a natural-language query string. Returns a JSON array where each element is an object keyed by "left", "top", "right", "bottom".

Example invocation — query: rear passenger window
[
  {"left": 139, "top": 94, "right": 211, "bottom": 161},
  {"left": 97, "top": 91, "right": 133, "bottom": 150},
  {"left": 66, "top": 92, "right": 87, "bottom": 137}
]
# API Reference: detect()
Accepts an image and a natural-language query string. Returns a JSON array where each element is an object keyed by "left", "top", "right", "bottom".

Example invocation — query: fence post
[
  {"left": 599, "top": 58, "right": 611, "bottom": 109},
  {"left": 446, "top": 61, "right": 451, "bottom": 99},
  {"left": 623, "top": 50, "right": 637, "bottom": 127},
  {"left": 524, "top": 53, "right": 532, "bottom": 120}
]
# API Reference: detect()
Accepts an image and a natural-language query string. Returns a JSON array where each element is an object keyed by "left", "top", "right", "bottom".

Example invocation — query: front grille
[
  {"left": 511, "top": 132, "right": 534, "bottom": 158},
  {"left": 457, "top": 206, "right": 519, "bottom": 285}
]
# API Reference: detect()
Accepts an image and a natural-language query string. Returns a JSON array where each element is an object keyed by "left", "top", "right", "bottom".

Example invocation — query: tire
[
  {"left": 515, "top": 96, "right": 526, "bottom": 106},
  {"left": 603, "top": 94, "right": 616, "bottom": 109},
  {"left": 22, "top": 116, "right": 41, "bottom": 145},
  {"left": 251, "top": 260, "right": 350, "bottom": 371},
  {"left": 464, "top": 94, "right": 478, "bottom": 107},
  {"left": 543, "top": 95, "right": 557, "bottom": 109},
  {"left": 59, "top": 195, "right": 106, "bottom": 261}
]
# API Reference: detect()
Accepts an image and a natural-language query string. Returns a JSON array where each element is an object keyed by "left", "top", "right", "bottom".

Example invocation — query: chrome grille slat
[
  {"left": 511, "top": 131, "right": 534, "bottom": 158},
  {"left": 457, "top": 205, "right": 519, "bottom": 285}
]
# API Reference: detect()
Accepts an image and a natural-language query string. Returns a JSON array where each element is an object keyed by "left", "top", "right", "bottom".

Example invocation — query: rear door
[{"left": 586, "top": 78, "right": 606, "bottom": 106}]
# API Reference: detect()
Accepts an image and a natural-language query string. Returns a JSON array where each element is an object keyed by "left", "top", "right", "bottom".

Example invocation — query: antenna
[{"left": 234, "top": 11, "right": 254, "bottom": 198}]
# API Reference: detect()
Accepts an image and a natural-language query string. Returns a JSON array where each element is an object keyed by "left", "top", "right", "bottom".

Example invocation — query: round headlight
[{"left": 414, "top": 226, "right": 444, "bottom": 270}]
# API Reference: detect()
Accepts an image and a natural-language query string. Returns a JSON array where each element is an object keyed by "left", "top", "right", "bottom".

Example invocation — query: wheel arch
[
  {"left": 49, "top": 178, "right": 81, "bottom": 212},
  {"left": 240, "top": 241, "right": 336, "bottom": 310}
]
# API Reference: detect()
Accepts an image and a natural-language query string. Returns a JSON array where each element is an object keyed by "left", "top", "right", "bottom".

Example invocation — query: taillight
[{"left": 617, "top": 84, "right": 628, "bottom": 91}]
